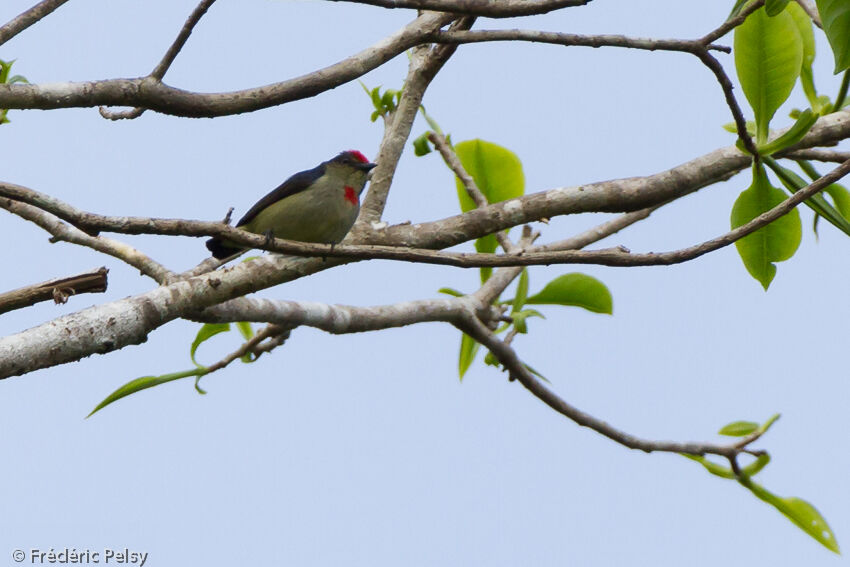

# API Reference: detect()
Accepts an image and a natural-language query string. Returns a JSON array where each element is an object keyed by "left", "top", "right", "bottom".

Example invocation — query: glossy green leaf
[
  {"left": 190, "top": 323, "right": 231, "bottom": 367},
  {"left": 757, "top": 413, "right": 781, "bottom": 434},
  {"left": 475, "top": 233, "right": 498, "bottom": 283},
  {"left": 766, "top": 157, "right": 850, "bottom": 237},
  {"left": 512, "top": 268, "right": 529, "bottom": 313},
  {"left": 722, "top": 119, "right": 757, "bottom": 135},
  {"left": 826, "top": 184, "right": 850, "bottom": 218},
  {"left": 88, "top": 369, "right": 203, "bottom": 417},
  {"left": 730, "top": 164, "right": 802, "bottom": 289},
  {"left": 728, "top": 0, "right": 749, "bottom": 18},
  {"left": 454, "top": 140, "right": 524, "bottom": 212},
  {"left": 742, "top": 453, "right": 771, "bottom": 477},
  {"left": 684, "top": 453, "right": 770, "bottom": 480},
  {"left": 458, "top": 333, "right": 480, "bottom": 380},
  {"left": 734, "top": 5, "right": 804, "bottom": 143},
  {"left": 682, "top": 454, "right": 736, "bottom": 479},
  {"left": 453, "top": 140, "right": 524, "bottom": 283},
  {"left": 740, "top": 478, "right": 840, "bottom": 553},
  {"left": 787, "top": 2, "right": 818, "bottom": 106},
  {"left": 438, "top": 287, "right": 465, "bottom": 297},
  {"left": 511, "top": 308, "right": 544, "bottom": 334},
  {"left": 718, "top": 420, "right": 759, "bottom": 436},
  {"left": 526, "top": 273, "right": 613, "bottom": 314},
  {"left": 412, "top": 132, "right": 432, "bottom": 156},
  {"left": 236, "top": 321, "right": 253, "bottom": 340},
  {"left": 757, "top": 109, "right": 817, "bottom": 155},
  {"left": 522, "top": 362, "right": 548, "bottom": 382},
  {"left": 816, "top": 0, "right": 850, "bottom": 73},
  {"left": 765, "top": 0, "right": 791, "bottom": 16}
]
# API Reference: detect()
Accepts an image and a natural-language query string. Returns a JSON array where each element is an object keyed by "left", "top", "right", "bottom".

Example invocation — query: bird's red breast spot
[{"left": 344, "top": 186, "right": 358, "bottom": 205}]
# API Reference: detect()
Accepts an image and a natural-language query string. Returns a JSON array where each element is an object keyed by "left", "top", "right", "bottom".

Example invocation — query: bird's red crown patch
[{"left": 347, "top": 150, "right": 370, "bottom": 164}]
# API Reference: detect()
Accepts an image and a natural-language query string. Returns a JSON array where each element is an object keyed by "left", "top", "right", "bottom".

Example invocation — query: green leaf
[
  {"left": 722, "top": 119, "right": 757, "bottom": 134},
  {"left": 757, "top": 109, "right": 817, "bottom": 155},
  {"left": 787, "top": 2, "right": 818, "bottom": 106},
  {"left": 766, "top": 157, "right": 850, "bottom": 237},
  {"left": 826, "top": 183, "right": 850, "bottom": 219},
  {"left": 526, "top": 273, "right": 613, "bottom": 314},
  {"left": 742, "top": 453, "right": 771, "bottom": 477},
  {"left": 412, "top": 132, "right": 432, "bottom": 156},
  {"left": 88, "top": 369, "right": 203, "bottom": 417},
  {"left": 511, "top": 308, "right": 544, "bottom": 334},
  {"left": 235, "top": 321, "right": 253, "bottom": 340},
  {"left": 454, "top": 139, "right": 525, "bottom": 212},
  {"left": 475, "top": 233, "right": 498, "bottom": 283},
  {"left": 190, "top": 323, "right": 231, "bottom": 367},
  {"left": 512, "top": 268, "right": 529, "bottom": 313},
  {"left": 483, "top": 351, "right": 500, "bottom": 367},
  {"left": 757, "top": 413, "right": 781, "bottom": 434},
  {"left": 438, "top": 287, "right": 465, "bottom": 297},
  {"left": 765, "top": 0, "right": 791, "bottom": 16},
  {"left": 419, "top": 104, "right": 444, "bottom": 135},
  {"left": 719, "top": 420, "right": 759, "bottom": 436},
  {"left": 734, "top": 5, "right": 804, "bottom": 143},
  {"left": 453, "top": 139, "right": 524, "bottom": 282},
  {"left": 730, "top": 164, "right": 802, "bottom": 289},
  {"left": 682, "top": 454, "right": 736, "bottom": 479},
  {"left": 816, "top": 0, "right": 850, "bottom": 73},
  {"left": 740, "top": 478, "right": 840, "bottom": 553},
  {"left": 458, "top": 333, "right": 480, "bottom": 380},
  {"left": 728, "top": 0, "right": 749, "bottom": 18},
  {"left": 522, "top": 362, "right": 548, "bottom": 382}
]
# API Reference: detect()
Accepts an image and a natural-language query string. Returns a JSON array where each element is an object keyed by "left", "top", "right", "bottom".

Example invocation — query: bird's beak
[{"left": 357, "top": 161, "right": 377, "bottom": 172}]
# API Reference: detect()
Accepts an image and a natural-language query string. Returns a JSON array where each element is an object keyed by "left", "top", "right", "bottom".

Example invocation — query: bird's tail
[{"left": 206, "top": 237, "right": 242, "bottom": 260}]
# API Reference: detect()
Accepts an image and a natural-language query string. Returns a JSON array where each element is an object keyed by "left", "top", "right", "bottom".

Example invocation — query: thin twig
[
  {"left": 455, "top": 310, "right": 771, "bottom": 458},
  {"left": 433, "top": 29, "right": 730, "bottom": 53},
  {"left": 327, "top": 0, "right": 588, "bottom": 17},
  {"left": 0, "top": 0, "right": 70, "bottom": 46},
  {"left": 0, "top": 198, "right": 174, "bottom": 283},
  {"left": 204, "top": 324, "right": 290, "bottom": 373},
  {"left": 0, "top": 267, "right": 107, "bottom": 315},
  {"left": 700, "top": 0, "right": 764, "bottom": 45},
  {"left": 692, "top": 49, "right": 759, "bottom": 157},
  {"left": 784, "top": 148, "right": 850, "bottom": 163},
  {"left": 100, "top": 0, "right": 218, "bottom": 120}
]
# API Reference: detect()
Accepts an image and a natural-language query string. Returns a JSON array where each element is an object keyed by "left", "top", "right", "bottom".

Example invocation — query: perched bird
[{"left": 206, "top": 150, "right": 377, "bottom": 259}]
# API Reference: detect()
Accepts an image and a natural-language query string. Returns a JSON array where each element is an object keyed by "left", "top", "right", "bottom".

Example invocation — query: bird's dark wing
[{"left": 235, "top": 163, "right": 326, "bottom": 227}]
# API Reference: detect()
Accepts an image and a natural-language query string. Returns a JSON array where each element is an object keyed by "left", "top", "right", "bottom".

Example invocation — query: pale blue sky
[{"left": 1, "top": 1, "right": 847, "bottom": 565}]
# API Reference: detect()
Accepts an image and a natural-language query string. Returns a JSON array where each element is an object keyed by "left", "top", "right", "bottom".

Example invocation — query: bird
[{"left": 206, "top": 150, "right": 377, "bottom": 260}]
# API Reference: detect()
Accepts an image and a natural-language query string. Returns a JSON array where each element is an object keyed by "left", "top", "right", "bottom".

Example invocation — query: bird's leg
[{"left": 262, "top": 229, "right": 275, "bottom": 253}]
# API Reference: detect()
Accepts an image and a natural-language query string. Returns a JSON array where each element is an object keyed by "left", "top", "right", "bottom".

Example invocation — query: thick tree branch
[
  {"left": 0, "top": 12, "right": 452, "bottom": 118},
  {"left": 329, "top": 0, "right": 589, "bottom": 17},
  {"left": 3, "top": 112, "right": 850, "bottom": 271},
  {"left": 358, "top": 15, "right": 469, "bottom": 223},
  {"left": 0, "top": 267, "right": 107, "bottom": 315},
  {"left": 0, "top": 0, "right": 70, "bottom": 46}
]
